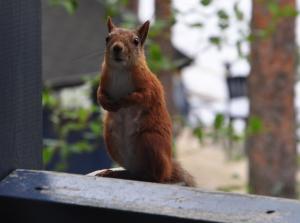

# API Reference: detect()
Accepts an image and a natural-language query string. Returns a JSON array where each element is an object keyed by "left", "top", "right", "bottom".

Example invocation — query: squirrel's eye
[
  {"left": 133, "top": 37, "right": 139, "bottom": 46},
  {"left": 105, "top": 36, "right": 110, "bottom": 44}
]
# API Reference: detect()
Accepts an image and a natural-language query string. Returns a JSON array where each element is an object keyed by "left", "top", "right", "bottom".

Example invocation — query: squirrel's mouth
[
  {"left": 111, "top": 54, "right": 124, "bottom": 62},
  {"left": 114, "top": 57, "right": 123, "bottom": 62}
]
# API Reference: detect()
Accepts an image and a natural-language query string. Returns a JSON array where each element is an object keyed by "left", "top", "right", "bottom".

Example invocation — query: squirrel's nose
[{"left": 112, "top": 44, "right": 123, "bottom": 54}]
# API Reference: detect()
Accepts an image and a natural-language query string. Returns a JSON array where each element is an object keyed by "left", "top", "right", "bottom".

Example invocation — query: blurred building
[{"left": 42, "top": 0, "right": 106, "bottom": 89}]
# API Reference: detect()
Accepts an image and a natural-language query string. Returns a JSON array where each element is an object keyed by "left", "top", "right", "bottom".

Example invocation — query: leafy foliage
[
  {"left": 49, "top": 0, "right": 78, "bottom": 14},
  {"left": 246, "top": 116, "right": 263, "bottom": 136},
  {"left": 200, "top": 0, "right": 213, "bottom": 7},
  {"left": 42, "top": 77, "right": 103, "bottom": 170},
  {"left": 193, "top": 113, "right": 263, "bottom": 148},
  {"left": 233, "top": 2, "right": 244, "bottom": 21}
]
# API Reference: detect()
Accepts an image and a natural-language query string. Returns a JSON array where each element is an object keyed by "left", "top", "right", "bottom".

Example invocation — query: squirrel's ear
[
  {"left": 107, "top": 16, "right": 116, "bottom": 33},
  {"left": 137, "top": 20, "right": 150, "bottom": 45}
]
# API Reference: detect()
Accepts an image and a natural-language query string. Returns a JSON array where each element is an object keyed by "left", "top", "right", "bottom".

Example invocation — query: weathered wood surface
[{"left": 1, "top": 169, "right": 300, "bottom": 223}]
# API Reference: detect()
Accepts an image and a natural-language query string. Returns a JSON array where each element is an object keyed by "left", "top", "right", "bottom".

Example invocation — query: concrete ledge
[{"left": 0, "top": 169, "right": 300, "bottom": 223}]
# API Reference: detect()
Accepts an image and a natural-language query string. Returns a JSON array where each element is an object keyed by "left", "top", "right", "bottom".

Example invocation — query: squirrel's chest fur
[
  {"left": 108, "top": 107, "right": 142, "bottom": 172},
  {"left": 105, "top": 69, "right": 142, "bottom": 172},
  {"left": 107, "top": 69, "right": 134, "bottom": 101}
]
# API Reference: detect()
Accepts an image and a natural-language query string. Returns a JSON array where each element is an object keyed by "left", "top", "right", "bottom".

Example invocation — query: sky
[{"left": 139, "top": 0, "right": 300, "bottom": 131}]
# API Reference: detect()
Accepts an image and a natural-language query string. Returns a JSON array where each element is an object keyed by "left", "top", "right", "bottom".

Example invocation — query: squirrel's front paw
[
  {"left": 94, "top": 169, "right": 114, "bottom": 177},
  {"left": 104, "top": 101, "right": 121, "bottom": 112},
  {"left": 98, "top": 94, "right": 120, "bottom": 112}
]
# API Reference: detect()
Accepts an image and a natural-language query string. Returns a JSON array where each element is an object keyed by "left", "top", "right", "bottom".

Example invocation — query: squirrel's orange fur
[{"left": 97, "top": 17, "right": 195, "bottom": 187}]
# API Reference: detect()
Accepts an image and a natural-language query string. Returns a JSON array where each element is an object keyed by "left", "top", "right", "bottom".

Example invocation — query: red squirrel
[{"left": 96, "top": 17, "right": 195, "bottom": 187}]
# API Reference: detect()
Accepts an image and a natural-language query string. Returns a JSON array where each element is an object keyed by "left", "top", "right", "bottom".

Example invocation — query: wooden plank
[
  {"left": 0, "top": 0, "right": 42, "bottom": 180},
  {"left": 1, "top": 170, "right": 300, "bottom": 223}
]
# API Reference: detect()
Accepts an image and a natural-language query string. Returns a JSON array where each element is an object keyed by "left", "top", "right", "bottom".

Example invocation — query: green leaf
[
  {"left": 61, "top": 122, "right": 85, "bottom": 137},
  {"left": 43, "top": 147, "right": 55, "bottom": 165},
  {"left": 217, "top": 9, "right": 229, "bottom": 20},
  {"left": 193, "top": 127, "right": 204, "bottom": 143},
  {"left": 268, "top": 1, "right": 280, "bottom": 15},
  {"left": 103, "top": 0, "right": 120, "bottom": 17},
  {"left": 42, "top": 89, "right": 58, "bottom": 108},
  {"left": 280, "top": 5, "right": 298, "bottom": 17},
  {"left": 200, "top": 0, "right": 213, "bottom": 6},
  {"left": 246, "top": 34, "right": 255, "bottom": 42},
  {"left": 55, "top": 162, "right": 67, "bottom": 171},
  {"left": 49, "top": 0, "right": 78, "bottom": 14},
  {"left": 268, "top": 2, "right": 297, "bottom": 18},
  {"left": 234, "top": 2, "right": 244, "bottom": 21},
  {"left": 89, "top": 121, "right": 102, "bottom": 135},
  {"left": 148, "top": 20, "right": 168, "bottom": 38},
  {"left": 190, "top": 22, "right": 204, "bottom": 28},
  {"left": 59, "top": 144, "right": 70, "bottom": 159},
  {"left": 70, "top": 141, "right": 92, "bottom": 153},
  {"left": 218, "top": 21, "right": 229, "bottom": 30},
  {"left": 78, "top": 108, "right": 90, "bottom": 123},
  {"left": 246, "top": 116, "right": 263, "bottom": 135},
  {"left": 209, "top": 36, "right": 222, "bottom": 48},
  {"left": 214, "top": 113, "right": 225, "bottom": 130},
  {"left": 121, "top": 12, "right": 138, "bottom": 28},
  {"left": 62, "top": 0, "right": 78, "bottom": 14},
  {"left": 120, "top": 0, "right": 129, "bottom": 6},
  {"left": 148, "top": 43, "right": 163, "bottom": 61},
  {"left": 236, "top": 40, "right": 243, "bottom": 58}
]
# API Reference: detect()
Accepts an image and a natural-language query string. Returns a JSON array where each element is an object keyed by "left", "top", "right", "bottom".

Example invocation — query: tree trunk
[
  {"left": 247, "top": 0, "right": 297, "bottom": 198},
  {"left": 154, "top": 0, "right": 176, "bottom": 116}
]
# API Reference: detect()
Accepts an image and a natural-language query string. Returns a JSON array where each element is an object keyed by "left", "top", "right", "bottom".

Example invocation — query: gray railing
[{"left": 1, "top": 169, "right": 300, "bottom": 223}]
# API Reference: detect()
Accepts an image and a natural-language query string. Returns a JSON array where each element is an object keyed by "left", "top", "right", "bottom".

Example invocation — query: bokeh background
[{"left": 42, "top": 0, "right": 300, "bottom": 199}]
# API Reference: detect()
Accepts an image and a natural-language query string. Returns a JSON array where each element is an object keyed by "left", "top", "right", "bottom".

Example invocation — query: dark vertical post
[{"left": 0, "top": 0, "right": 42, "bottom": 180}]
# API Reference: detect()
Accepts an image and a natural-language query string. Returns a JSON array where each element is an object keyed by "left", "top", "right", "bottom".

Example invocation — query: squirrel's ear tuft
[
  {"left": 137, "top": 20, "right": 150, "bottom": 45},
  {"left": 107, "top": 16, "right": 116, "bottom": 33}
]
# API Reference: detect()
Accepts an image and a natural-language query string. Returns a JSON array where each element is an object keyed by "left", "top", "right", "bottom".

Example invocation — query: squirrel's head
[{"left": 104, "top": 17, "right": 150, "bottom": 67}]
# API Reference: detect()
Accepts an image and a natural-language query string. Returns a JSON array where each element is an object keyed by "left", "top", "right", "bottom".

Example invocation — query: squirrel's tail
[{"left": 169, "top": 160, "right": 196, "bottom": 187}]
